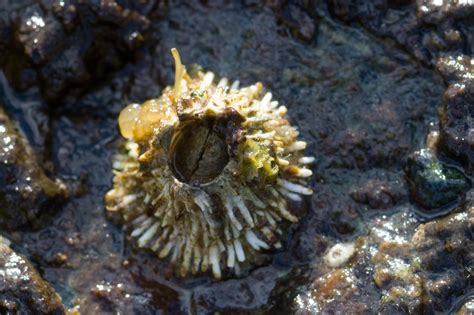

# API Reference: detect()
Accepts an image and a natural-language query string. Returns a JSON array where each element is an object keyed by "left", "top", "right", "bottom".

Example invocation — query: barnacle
[{"left": 105, "top": 48, "right": 314, "bottom": 279}]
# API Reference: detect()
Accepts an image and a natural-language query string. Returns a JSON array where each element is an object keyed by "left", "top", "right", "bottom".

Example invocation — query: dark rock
[
  {"left": 438, "top": 56, "right": 474, "bottom": 170},
  {"left": 0, "top": 11, "right": 11, "bottom": 62},
  {"left": 278, "top": 3, "right": 318, "bottom": 42},
  {"left": 411, "top": 202, "right": 473, "bottom": 312},
  {"left": 425, "top": 271, "right": 467, "bottom": 311},
  {"left": 456, "top": 295, "right": 474, "bottom": 315},
  {"left": 0, "top": 72, "right": 51, "bottom": 160},
  {"left": 377, "top": 302, "right": 408, "bottom": 315},
  {"left": 90, "top": 281, "right": 156, "bottom": 315},
  {"left": 0, "top": 107, "right": 67, "bottom": 230},
  {"left": 1, "top": 0, "right": 159, "bottom": 101},
  {"left": 405, "top": 149, "right": 470, "bottom": 210},
  {"left": 350, "top": 170, "right": 405, "bottom": 210},
  {"left": 326, "top": 1, "right": 474, "bottom": 66},
  {"left": 17, "top": 8, "right": 66, "bottom": 66},
  {"left": 192, "top": 266, "right": 285, "bottom": 313},
  {"left": 291, "top": 199, "right": 473, "bottom": 314},
  {"left": 0, "top": 242, "right": 65, "bottom": 314},
  {"left": 411, "top": 198, "right": 473, "bottom": 271}
]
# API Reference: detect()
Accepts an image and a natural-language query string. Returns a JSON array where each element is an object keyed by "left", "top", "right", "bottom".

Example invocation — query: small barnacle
[{"left": 105, "top": 48, "right": 314, "bottom": 279}]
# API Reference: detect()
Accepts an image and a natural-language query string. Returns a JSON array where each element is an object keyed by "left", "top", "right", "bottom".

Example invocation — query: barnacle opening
[{"left": 169, "top": 117, "right": 229, "bottom": 186}]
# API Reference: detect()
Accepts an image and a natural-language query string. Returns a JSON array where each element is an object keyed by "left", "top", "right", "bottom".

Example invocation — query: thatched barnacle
[{"left": 105, "top": 49, "right": 314, "bottom": 279}]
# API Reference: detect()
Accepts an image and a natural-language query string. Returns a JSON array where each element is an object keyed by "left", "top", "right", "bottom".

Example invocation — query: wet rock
[
  {"left": 192, "top": 266, "right": 286, "bottom": 313},
  {"left": 372, "top": 251, "right": 424, "bottom": 313},
  {"left": 291, "top": 244, "right": 377, "bottom": 314},
  {"left": 291, "top": 201, "right": 473, "bottom": 314},
  {"left": 65, "top": 232, "right": 170, "bottom": 314},
  {"left": 0, "top": 107, "right": 67, "bottom": 230},
  {"left": 350, "top": 170, "right": 405, "bottom": 210},
  {"left": 1, "top": 0, "right": 160, "bottom": 101},
  {"left": 90, "top": 281, "right": 155, "bottom": 315},
  {"left": 0, "top": 11, "right": 11, "bottom": 61},
  {"left": 411, "top": 202, "right": 473, "bottom": 312},
  {"left": 405, "top": 149, "right": 470, "bottom": 210},
  {"left": 0, "top": 72, "right": 51, "bottom": 160},
  {"left": 438, "top": 56, "right": 474, "bottom": 170},
  {"left": 456, "top": 295, "right": 474, "bottom": 315},
  {"left": 326, "top": 1, "right": 474, "bottom": 66},
  {"left": 411, "top": 198, "right": 473, "bottom": 271},
  {"left": 276, "top": 3, "right": 318, "bottom": 42},
  {"left": 377, "top": 303, "right": 409, "bottom": 315},
  {"left": 0, "top": 242, "right": 65, "bottom": 314},
  {"left": 17, "top": 6, "right": 66, "bottom": 66},
  {"left": 425, "top": 271, "right": 466, "bottom": 311}
]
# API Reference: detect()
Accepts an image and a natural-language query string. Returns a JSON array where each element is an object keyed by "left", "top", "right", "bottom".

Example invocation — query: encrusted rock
[
  {"left": 0, "top": 0, "right": 161, "bottom": 100},
  {"left": 0, "top": 241, "right": 65, "bottom": 314},
  {"left": 327, "top": 1, "right": 473, "bottom": 66},
  {"left": 438, "top": 55, "right": 474, "bottom": 170},
  {"left": 0, "top": 107, "right": 67, "bottom": 230},
  {"left": 350, "top": 170, "right": 405, "bottom": 210}
]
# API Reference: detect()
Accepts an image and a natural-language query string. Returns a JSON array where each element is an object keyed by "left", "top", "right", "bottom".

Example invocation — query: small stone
[{"left": 405, "top": 149, "right": 470, "bottom": 211}]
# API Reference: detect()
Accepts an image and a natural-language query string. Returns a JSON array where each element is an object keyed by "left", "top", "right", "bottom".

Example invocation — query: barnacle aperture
[{"left": 105, "top": 48, "right": 314, "bottom": 279}]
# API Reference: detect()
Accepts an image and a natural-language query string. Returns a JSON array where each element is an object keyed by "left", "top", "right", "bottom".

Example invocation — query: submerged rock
[
  {"left": 0, "top": 241, "right": 65, "bottom": 314},
  {"left": 0, "top": 107, "right": 67, "bottom": 230},
  {"left": 405, "top": 149, "right": 470, "bottom": 211}
]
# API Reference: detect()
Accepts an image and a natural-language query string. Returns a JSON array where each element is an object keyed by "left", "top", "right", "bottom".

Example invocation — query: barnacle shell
[{"left": 105, "top": 49, "right": 314, "bottom": 279}]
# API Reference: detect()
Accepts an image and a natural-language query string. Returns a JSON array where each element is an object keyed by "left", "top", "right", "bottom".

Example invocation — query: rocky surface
[
  {"left": 0, "top": 0, "right": 164, "bottom": 101},
  {"left": 438, "top": 55, "right": 474, "bottom": 171},
  {"left": 456, "top": 295, "right": 474, "bottom": 314},
  {"left": 0, "top": 241, "right": 65, "bottom": 314},
  {"left": 0, "top": 105, "right": 67, "bottom": 231},
  {"left": 0, "top": 0, "right": 472, "bottom": 314},
  {"left": 326, "top": 0, "right": 473, "bottom": 66},
  {"left": 289, "top": 196, "right": 473, "bottom": 313},
  {"left": 322, "top": 0, "right": 474, "bottom": 173}
]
